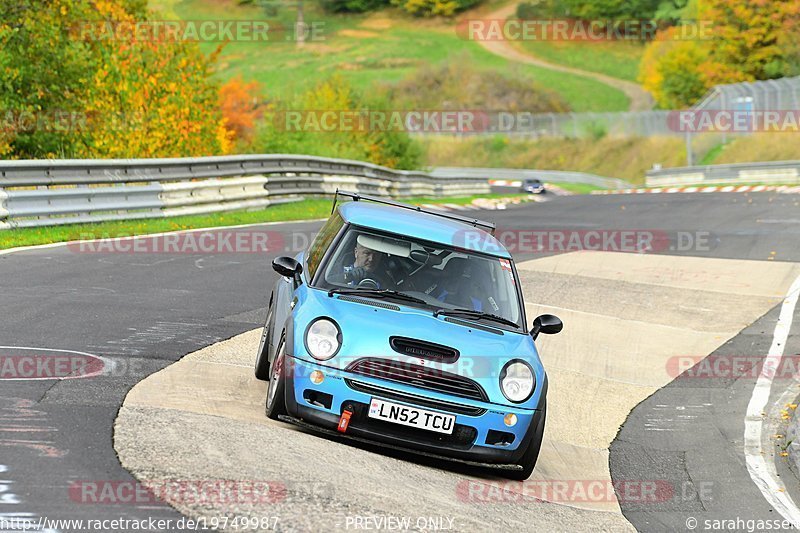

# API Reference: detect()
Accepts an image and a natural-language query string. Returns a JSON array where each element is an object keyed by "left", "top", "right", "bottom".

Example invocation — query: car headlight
[
  {"left": 500, "top": 360, "right": 535, "bottom": 403},
  {"left": 305, "top": 318, "right": 341, "bottom": 361}
]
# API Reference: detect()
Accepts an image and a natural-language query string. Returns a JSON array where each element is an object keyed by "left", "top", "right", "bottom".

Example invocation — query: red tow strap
[{"left": 338, "top": 410, "right": 353, "bottom": 433}]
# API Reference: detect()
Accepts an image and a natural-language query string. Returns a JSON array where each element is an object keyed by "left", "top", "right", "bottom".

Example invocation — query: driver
[{"left": 343, "top": 240, "right": 392, "bottom": 289}]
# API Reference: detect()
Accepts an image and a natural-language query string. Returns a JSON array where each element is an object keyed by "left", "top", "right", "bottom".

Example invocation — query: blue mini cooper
[{"left": 254, "top": 191, "right": 562, "bottom": 480}]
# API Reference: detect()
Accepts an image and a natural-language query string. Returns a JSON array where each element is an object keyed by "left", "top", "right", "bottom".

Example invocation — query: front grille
[
  {"left": 346, "top": 358, "right": 488, "bottom": 401},
  {"left": 389, "top": 336, "right": 459, "bottom": 363},
  {"left": 344, "top": 379, "right": 487, "bottom": 416}
]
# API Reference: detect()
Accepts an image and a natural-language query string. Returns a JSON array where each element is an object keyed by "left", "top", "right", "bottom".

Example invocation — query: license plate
[{"left": 368, "top": 398, "right": 455, "bottom": 435}]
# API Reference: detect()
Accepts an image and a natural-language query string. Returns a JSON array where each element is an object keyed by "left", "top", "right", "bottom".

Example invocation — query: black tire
[
  {"left": 504, "top": 403, "right": 546, "bottom": 481},
  {"left": 265, "top": 336, "right": 288, "bottom": 420},
  {"left": 254, "top": 299, "right": 274, "bottom": 381}
]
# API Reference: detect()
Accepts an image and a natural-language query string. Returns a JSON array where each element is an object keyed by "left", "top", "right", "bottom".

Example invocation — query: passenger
[{"left": 433, "top": 257, "right": 485, "bottom": 311}]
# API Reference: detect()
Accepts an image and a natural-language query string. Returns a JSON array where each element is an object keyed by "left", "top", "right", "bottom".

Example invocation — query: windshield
[{"left": 318, "top": 226, "right": 523, "bottom": 328}]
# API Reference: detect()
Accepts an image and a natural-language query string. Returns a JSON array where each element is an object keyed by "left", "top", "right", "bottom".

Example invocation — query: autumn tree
[
  {"left": 639, "top": 0, "right": 800, "bottom": 108},
  {"left": 697, "top": 0, "right": 800, "bottom": 84},
  {"left": 0, "top": 0, "right": 231, "bottom": 158}
]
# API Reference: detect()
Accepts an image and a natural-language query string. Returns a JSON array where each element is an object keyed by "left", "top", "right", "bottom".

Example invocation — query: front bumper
[{"left": 284, "top": 356, "right": 546, "bottom": 465}]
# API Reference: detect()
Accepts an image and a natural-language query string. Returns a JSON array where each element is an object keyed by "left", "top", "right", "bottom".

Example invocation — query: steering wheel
[{"left": 358, "top": 278, "right": 379, "bottom": 289}]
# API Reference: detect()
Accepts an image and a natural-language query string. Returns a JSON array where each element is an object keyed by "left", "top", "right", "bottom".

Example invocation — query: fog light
[
  {"left": 310, "top": 370, "right": 325, "bottom": 384},
  {"left": 504, "top": 413, "right": 517, "bottom": 427}
]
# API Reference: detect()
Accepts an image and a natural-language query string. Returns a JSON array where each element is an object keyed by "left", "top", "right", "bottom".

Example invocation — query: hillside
[{"left": 149, "top": 0, "right": 631, "bottom": 112}]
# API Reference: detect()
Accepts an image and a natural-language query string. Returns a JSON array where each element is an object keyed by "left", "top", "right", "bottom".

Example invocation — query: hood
[{"left": 289, "top": 285, "right": 546, "bottom": 410}]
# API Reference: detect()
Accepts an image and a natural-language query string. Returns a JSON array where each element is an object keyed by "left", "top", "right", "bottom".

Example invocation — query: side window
[{"left": 306, "top": 212, "right": 344, "bottom": 280}]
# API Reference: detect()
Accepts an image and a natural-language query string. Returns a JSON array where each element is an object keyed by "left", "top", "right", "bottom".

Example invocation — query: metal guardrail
[
  {"left": 430, "top": 167, "right": 631, "bottom": 189},
  {"left": 646, "top": 160, "right": 800, "bottom": 187},
  {"left": 0, "top": 155, "right": 490, "bottom": 230}
]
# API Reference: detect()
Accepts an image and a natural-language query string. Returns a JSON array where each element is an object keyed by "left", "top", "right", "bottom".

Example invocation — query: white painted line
[
  {"left": 744, "top": 274, "right": 800, "bottom": 526},
  {"left": 721, "top": 186, "right": 735, "bottom": 192}
]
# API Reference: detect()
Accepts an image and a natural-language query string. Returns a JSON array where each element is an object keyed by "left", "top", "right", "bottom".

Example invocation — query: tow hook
[{"left": 338, "top": 404, "right": 354, "bottom": 433}]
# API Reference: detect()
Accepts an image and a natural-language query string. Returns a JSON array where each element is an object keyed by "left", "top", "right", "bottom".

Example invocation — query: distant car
[
  {"left": 520, "top": 178, "right": 546, "bottom": 194},
  {"left": 255, "top": 191, "right": 562, "bottom": 480}
]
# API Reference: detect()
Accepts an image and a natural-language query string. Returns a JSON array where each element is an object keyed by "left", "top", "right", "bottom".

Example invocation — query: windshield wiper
[
  {"left": 434, "top": 308, "right": 520, "bottom": 328},
  {"left": 328, "top": 288, "right": 428, "bottom": 306}
]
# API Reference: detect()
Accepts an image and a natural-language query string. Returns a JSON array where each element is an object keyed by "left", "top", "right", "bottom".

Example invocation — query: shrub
[
  {"left": 639, "top": 27, "right": 709, "bottom": 108},
  {"left": 320, "top": 0, "right": 389, "bottom": 13},
  {"left": 253, "top": 77, "right": 422, "bottom": 170},
  {"left": 391, "top": 0, "right": 482, "bottom": 17},
  {"left": 219, "top": 77, "right": 267, "bottom": 145},
  {"left": 385, "top": 60, "right": 570, "bottom": 113}
]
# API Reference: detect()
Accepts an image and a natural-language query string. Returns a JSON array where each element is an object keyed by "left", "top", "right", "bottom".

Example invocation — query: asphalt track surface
[{"left": 1, "top": 191, "right": 799, "bottom": 531}]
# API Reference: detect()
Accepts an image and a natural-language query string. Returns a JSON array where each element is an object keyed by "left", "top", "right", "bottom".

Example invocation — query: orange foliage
[{"left": 219, "top": 77, "right": 266, "bottom": 144}]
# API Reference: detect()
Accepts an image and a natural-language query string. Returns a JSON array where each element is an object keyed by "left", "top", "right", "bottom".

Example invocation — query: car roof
[{"left": 337, "top": 201, "right": 511, "bottom": 259}]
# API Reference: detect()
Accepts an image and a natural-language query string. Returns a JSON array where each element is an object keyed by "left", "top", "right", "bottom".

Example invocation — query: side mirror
[
  {"left": 531, "top": 314, "right": 563, "bottom": 340},
  {"left": 272, "top": 256, "right": 303, "bottom": 283}
]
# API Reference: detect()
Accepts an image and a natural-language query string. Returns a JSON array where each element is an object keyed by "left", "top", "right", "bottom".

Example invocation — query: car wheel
[
  {"left": 254, "top": 303, "right": 273, "bottom": 381},
  {"left": 504, "top": 402, "right": 546, "bottom": 481},
  {"left": 265, "top": 336, "right": 288, "bottom": 420}
]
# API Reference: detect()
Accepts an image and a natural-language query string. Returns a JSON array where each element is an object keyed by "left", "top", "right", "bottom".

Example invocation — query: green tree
[{"left": 0, "top": 0, "right": 95, "bottom": 157}]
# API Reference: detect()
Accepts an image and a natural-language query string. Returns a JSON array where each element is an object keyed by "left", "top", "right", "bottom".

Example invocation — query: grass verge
[
  {"left": 547, "top": 182, "right": 604, "bottom": 194},
  {"left": 0, "top": 193, "right": 530, "bottom": 250}
]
